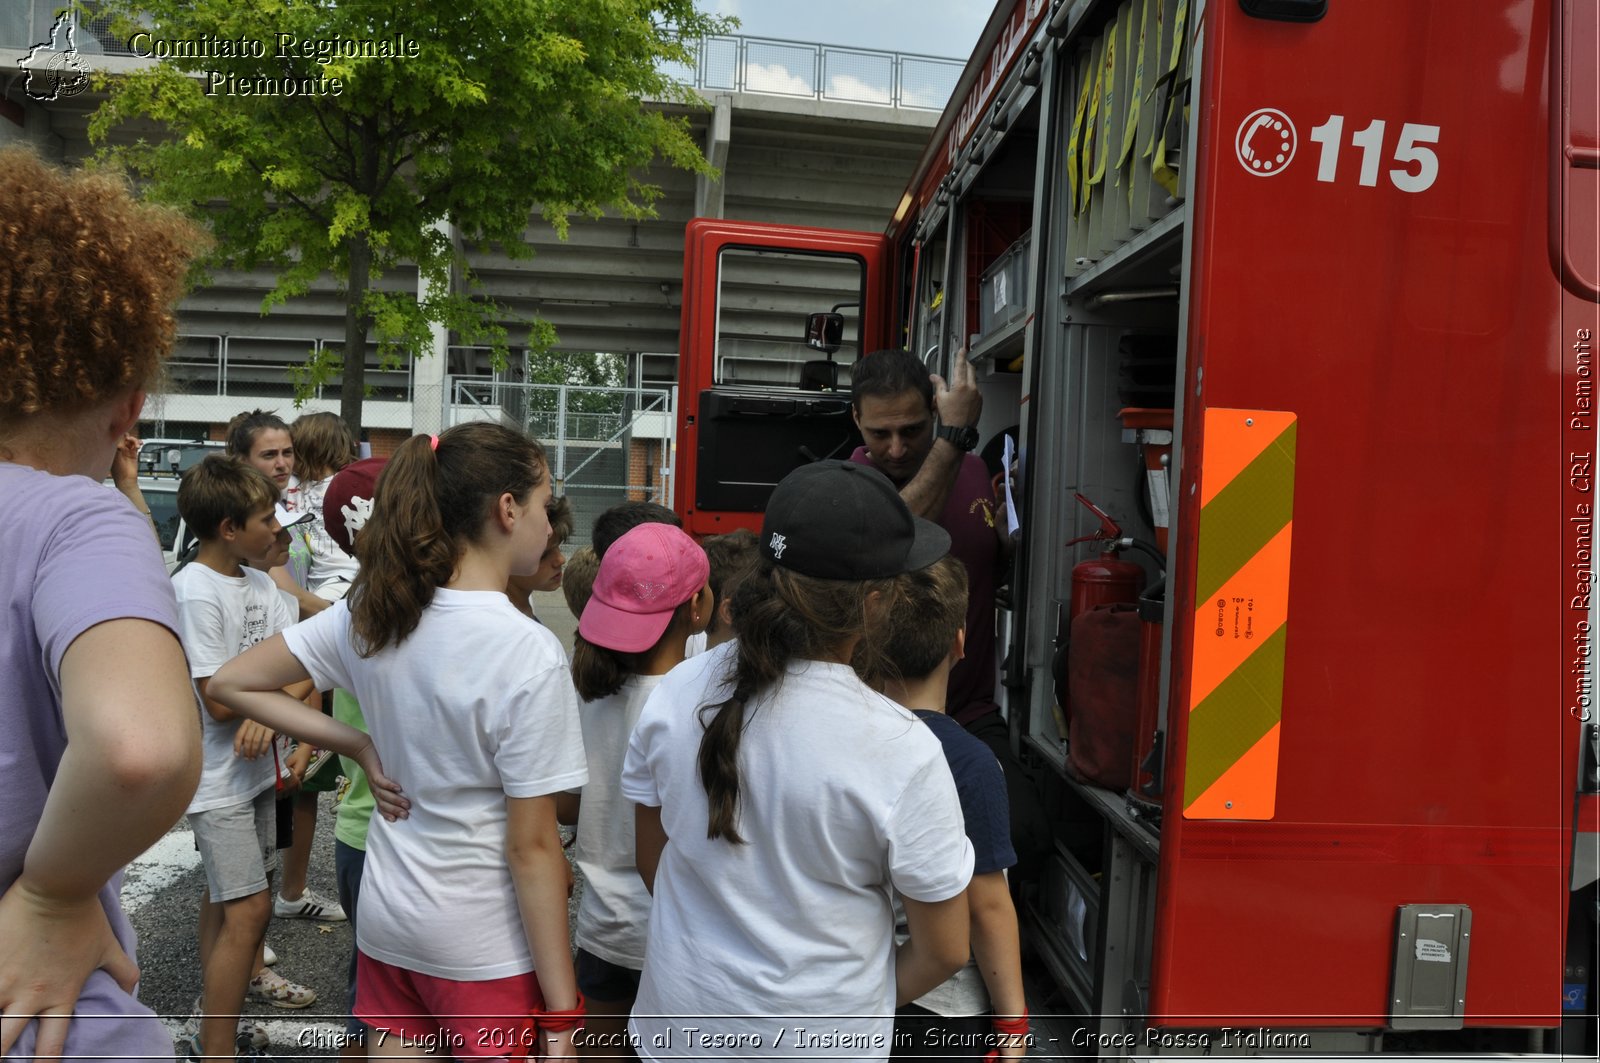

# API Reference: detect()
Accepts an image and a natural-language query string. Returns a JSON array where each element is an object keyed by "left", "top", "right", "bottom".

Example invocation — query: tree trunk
[
  {"left": 340, "top": 122, "right": 381, "bottom": 441},
  {"left": 339, "top": 230, "right": 372, "bottom": 439}
]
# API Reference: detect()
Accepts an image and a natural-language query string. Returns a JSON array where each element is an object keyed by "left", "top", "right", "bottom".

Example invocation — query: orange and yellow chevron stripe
[{"left": 1182, "top": 408, "right": 1297, "bottom": 820}]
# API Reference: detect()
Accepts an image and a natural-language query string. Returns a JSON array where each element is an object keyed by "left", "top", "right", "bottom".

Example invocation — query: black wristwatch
[{"left": 936, "top": 423, "right": 980, "bottom": 452}]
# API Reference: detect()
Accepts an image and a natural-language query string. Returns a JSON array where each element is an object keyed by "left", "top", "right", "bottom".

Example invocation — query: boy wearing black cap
[{"left": 620, "top": 460, "right": 974, "bottom": 1061}]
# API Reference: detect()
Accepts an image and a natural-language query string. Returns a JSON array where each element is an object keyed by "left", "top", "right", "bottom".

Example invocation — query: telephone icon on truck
[{"left": 1235, "top": 107, "right": 1297, "bottom": 175}]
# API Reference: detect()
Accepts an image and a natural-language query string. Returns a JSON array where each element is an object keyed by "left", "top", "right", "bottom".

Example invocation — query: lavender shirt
[{"left": 0, "top": 462, "right": 182, "bottom": 1057}]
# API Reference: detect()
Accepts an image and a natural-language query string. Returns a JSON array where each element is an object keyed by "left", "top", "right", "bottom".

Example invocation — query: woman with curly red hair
[{"left": 0, "top": 147, "right": 209, "bottom": 1058}]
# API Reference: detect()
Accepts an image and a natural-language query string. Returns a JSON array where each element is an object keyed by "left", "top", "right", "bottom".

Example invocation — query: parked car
[
  {"left": 104, "top": 477, "right": 194, "bottom": 574},
  {"left": 136, "top": 437, "right": 223, "bottom": 478}
]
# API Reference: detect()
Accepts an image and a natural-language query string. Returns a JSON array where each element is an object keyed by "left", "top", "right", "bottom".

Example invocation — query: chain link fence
[{"left": 448, "top": 379, "right": 676, "bottom": 550}]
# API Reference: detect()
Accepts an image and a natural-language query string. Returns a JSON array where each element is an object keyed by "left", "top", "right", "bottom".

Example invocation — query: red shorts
[{"left": 355, "top": 950, "right": 544, "bottom": 1060}]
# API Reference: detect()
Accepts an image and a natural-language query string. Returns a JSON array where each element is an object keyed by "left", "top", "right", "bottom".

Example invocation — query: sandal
[
  {"left": 179, "top": 998, "right": 270, "bottom": 1050},
  {"left": 246, "top": 967, "right": 318, "bottom": 1009}
]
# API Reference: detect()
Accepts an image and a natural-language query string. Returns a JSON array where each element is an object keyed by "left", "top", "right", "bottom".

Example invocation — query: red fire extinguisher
[
  {"left": 1065, "top": 494, "right": 1146, "bottom": 618},
  {"left": 1051, "top": 494, "right": 1145, "bottom": 720},
  {"left": 1051, "top": 495, "right": 1170, "bottom": 791}
]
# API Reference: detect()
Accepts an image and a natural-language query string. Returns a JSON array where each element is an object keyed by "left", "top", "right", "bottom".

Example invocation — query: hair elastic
[
  {"left": 989, "top": 1010, "right": 1030, "bottom": 1057},
  {"left": 428, "top": 434, "right": 440, "bottom": 451},
  {"left": 531, "top": 991, "right": 586, "bottom": 1033}
]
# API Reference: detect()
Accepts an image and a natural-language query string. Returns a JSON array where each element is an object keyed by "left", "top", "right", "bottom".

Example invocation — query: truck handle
[{"left": 1549, "top": 0, "right": 1600, "bottom": 302}]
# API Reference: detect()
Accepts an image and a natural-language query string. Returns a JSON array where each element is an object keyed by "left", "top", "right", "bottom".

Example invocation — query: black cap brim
[{"left": 902, "top": 515, "right": 952, "bottom": 573}]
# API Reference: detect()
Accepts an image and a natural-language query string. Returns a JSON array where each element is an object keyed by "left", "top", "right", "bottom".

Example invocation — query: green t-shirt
[{"left": 333, "top": 689, "right": 374, "bottom": 851}]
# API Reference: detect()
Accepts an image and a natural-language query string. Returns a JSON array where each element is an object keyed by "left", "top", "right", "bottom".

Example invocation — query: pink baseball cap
[{"left": 579, "top": 523, "right": 709, "bottom": 653}]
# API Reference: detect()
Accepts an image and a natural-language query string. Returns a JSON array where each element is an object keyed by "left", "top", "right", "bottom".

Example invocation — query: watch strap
[{"left": 937, "top": 424, "right": 979, "bottom": 452}]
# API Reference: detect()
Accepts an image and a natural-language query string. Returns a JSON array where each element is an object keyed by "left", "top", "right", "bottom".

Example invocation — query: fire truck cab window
[{"left": 713, "top": 248, "right": 866, "bottom": 388}]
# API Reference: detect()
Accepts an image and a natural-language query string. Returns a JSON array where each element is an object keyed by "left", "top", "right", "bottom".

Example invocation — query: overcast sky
[{"left": 704, "top": 0, "right": 990, "bottom": 61}]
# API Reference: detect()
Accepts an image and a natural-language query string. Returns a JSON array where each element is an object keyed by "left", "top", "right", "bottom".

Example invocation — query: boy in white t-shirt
[{"left": 174, "top": 456, "right": 316, "bottom": 1060}]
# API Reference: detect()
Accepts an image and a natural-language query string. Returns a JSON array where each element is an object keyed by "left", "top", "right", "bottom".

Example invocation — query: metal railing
[
  {"left": 3, "top": 2, "right": 133, "bottom": 56},
  {"left": 679, "top": 34, "right": 961, "bottom": 110},
  {"left": 2, "top": 12, "right": 963, "bottom": 113},
  {"left": 157, "top": 334, "right": 415, "bottom": 402}
]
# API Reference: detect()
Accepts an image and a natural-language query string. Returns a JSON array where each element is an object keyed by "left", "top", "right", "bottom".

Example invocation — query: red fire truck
[{"left": 673, "top": 0, "right": 1598, "bottom": 1053}]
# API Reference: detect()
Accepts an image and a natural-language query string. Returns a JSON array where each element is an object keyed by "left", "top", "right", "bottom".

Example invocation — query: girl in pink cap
[{"left": 566, "top": 523, "right": 712, "bottom": 1057}]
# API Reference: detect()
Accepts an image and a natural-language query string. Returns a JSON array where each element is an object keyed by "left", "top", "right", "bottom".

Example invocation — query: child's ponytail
[
  {"left": 349, "top": 423, "right": 545, "bottom": 656},
  {"left": 571, "top": 633, "right": 634, "bottom": 702},
  {"left": 696, "top": 563, "right": 897, "bottom": 843},
  {"left": 571, "top": 598, "right": 698, "bottom": 701}
]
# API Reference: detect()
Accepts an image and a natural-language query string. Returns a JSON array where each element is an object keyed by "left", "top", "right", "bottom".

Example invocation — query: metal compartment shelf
[{"left": 1066, "top": 204, "right": 1186, "bottom": 296}]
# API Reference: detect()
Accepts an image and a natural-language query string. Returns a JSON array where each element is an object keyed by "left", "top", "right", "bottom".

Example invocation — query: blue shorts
[
  {"left": 574, "top": 948, "right": 641, "bottom": 1003},
  {"left": 335, "top": 840, "right": 368, "bottom": 1039}
]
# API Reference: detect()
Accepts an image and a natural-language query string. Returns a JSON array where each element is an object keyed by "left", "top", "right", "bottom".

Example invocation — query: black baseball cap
[{"left": 760, "top": 460, "right": 950, "bottom": 579}]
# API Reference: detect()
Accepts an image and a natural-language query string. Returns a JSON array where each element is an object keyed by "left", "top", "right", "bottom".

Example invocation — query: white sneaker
[
  {"left": 262, "top": 943, "right": 277, "bottom": 967},
  {"left": 272, "top": 887, "right": 346, "bottom": 921}
]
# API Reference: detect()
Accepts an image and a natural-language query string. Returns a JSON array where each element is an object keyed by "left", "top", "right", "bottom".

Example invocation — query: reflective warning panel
[{"left": 1183, "top": 408, "right": 1297, "bottom": 819}]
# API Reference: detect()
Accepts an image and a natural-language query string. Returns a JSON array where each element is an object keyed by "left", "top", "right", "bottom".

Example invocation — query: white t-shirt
[
  {"left": 621, "top": 645, "right": 974, "bottom": 1061},
  {"left": 173, "top": 563, "right": 296, "bottom": 815},
  {"left": 573, "top": 673, "right": 664, "bottom": 969},
  {"left": 288, "top": 474, "right": 360, "bottom": 596},
  {"left": 277, "top": 474, "right": 314, "bottom": 590},
  {"left": 282, "top": 590, "right": 587, "bottom": 980}
]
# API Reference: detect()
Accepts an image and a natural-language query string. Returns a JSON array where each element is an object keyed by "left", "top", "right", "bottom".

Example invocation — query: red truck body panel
[
  {"left": 674, "top": 0, "right": 1596, "bottom": 1030},
  {"left": 1150, "top": 0, "right": 1586, "bottom": 1025}
]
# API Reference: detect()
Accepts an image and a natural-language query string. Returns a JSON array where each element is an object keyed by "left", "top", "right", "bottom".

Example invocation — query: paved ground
[
  {"left": 532, "top": 587, "right": 579, "bottom": 653},
  {"left": 127, "top": 805, "right": 588, "bottom": 1061},
  {"left": 127, "top": 802, "right": 357, "bottom": 1059}
]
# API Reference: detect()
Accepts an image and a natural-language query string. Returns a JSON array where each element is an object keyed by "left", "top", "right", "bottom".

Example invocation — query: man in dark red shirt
[
  {"left": 849, "top": 348, "right": 1048, "bottom": 877},
  {"left": 848, "top": 348, "right": 1001, "bottom": 726}
]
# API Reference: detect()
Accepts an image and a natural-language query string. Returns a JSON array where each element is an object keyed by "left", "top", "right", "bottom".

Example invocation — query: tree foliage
[
  {"left": 526, "top": 351, "right": 629, "bottom": 416},
  {"left": 89, "top": 0, "right": 729, "bottom": 437}
]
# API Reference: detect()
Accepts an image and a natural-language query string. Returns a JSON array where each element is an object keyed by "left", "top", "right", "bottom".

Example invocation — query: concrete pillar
[
  {"left": 411, "top": 219, "right": 453, "bottom": 434},
  {"left": 694, "top": 94, "right": 731, "bottom": 219}
]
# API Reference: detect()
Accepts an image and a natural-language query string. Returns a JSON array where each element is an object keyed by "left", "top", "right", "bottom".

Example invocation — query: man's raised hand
[{"left": 930, "top": 348, "right": 981, "bottom": 429}]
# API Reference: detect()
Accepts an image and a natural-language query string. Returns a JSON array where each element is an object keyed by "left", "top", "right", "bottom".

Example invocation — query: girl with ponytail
[
  {"left": 619, "top": 460, "right": 976, "bottom": 1061},
  {"left": 210, "top": 422, "right": 590, "bottom": 1058}
]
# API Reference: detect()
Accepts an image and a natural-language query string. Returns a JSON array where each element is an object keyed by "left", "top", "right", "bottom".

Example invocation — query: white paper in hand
[{"left": 1003, "top": 434, "right": 1021, "bottom": 537}]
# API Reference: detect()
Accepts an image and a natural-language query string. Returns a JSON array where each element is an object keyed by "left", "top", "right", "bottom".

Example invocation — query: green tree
[
  {"left": 521, "top": 351, "right": 634, "bottom": 444},
  {"left": 527, "top": 350, "right": 626, "bottom": 413},
  {"left": 89, "top": 0, "right": 728, "bottom": 438}
]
